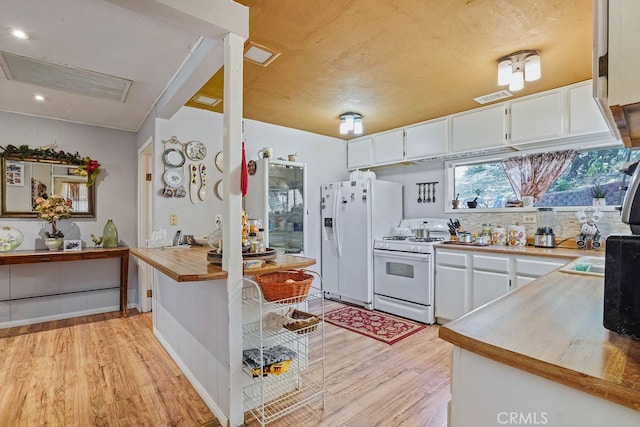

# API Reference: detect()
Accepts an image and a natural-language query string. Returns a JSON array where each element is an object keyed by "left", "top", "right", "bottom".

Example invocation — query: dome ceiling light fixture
[
  {"left": 497, "top": 50, "right": 541, "bottom": 92},
  {"left": 339, "top": 112, "right": 363, "bottom": 135}
]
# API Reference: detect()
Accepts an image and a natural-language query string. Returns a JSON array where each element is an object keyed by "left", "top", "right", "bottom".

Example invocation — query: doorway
[{"left": 137, "top": 138, "right": 154, "bottom": 313}]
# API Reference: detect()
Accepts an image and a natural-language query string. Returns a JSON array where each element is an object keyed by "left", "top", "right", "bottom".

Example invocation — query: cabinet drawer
[
  {"left": 516, "top": 258, "right": 566, "bottom": 277},
  {"left": 472, "top": 255, "right": 509, "bottom": 273},
  {"left": 436, "top": 251, "right": 468, "bottom": 268}
]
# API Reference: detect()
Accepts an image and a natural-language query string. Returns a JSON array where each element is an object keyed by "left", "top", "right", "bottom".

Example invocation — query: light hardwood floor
[{"left": 0, "top": 300, "right": 452, "bottom": 426}]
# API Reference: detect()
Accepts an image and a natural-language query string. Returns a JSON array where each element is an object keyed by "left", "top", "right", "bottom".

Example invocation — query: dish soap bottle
[{"left": 103, "top": 219, "right": 119, "bottom": 248}]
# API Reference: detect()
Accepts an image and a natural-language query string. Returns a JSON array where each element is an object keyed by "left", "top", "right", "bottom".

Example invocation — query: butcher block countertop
[
  {"left": 130, "top": 246, "right": 315, "bottom": 282},
  {"left": 435, "top": 242, "right": 589, "bottom": 259},
  {"left": 439, "top": 269, "right": 640, "bottom": 412}
]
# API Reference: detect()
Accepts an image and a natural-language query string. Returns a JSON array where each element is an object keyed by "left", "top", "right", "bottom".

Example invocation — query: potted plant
[
  {"left": 589, "top": 183, "right": 608, "bottom": 206},
  {"left": 34, "top": 195, "right": 73, "bottom": 250},
  {"left": 467, "top": 188, "right": 484, "bottom": 208}
]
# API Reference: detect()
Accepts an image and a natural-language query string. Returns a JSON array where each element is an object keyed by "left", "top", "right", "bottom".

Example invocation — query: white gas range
[{"left": 373, "top": 218, "right": 450, "bottom": 324}]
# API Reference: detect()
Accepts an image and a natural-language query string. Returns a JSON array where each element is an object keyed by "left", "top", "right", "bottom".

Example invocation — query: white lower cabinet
[
  {"left": 434, "top": 249, "right": 470, "bottom": 322},
  {"left": 514, "top": 256, "right": 567, "bottom": 289},
  {"left": 242, "top": 277, "right": 325, "bottom": 426},
  {"left": 435, "top": 247, "right": 571, "bottom": 323}
]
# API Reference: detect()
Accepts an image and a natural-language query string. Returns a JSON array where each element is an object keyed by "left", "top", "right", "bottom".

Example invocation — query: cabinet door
[
  {"left": 372, "top": 129, "right": 404, "bottom": 165},
  {"left": 472, "top": 270, "right": 510, "bottom": 310},
  {"left": 435, "top": 265, "right": 468, "bottom": 321},
  {"left": 405, "top": 119, "right": 448, "bottom": 160},
  {"left": 451, "top": 105, "right": 505, "bottom": 153},
  {"left": 509, "top": 91, "right": 563, "bottom": 144},
  {"left": 515, "top": 275, "right": 536, "bottom": 288},
  {"left": 347, "top": 137, "right": 373, "bottom": 169},
  {"left": 569, "top": 83, "right": 609, "bottom": 135}
]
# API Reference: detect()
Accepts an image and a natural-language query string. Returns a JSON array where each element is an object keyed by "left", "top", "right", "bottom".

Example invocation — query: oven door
[{"left": 373, "top": 249, "right": 432, "bottom": 305}]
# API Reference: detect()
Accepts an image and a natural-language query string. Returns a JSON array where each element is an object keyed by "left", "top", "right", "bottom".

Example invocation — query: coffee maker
[{"left": 604, "top": 161, "right": 640, "bottom": 339}]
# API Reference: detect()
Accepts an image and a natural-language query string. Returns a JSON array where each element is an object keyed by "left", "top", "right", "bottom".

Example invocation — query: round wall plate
[
  {"left": 163, "top": 168, "right": 185, "bottom": 188},
  {"left": 215, "top": 151, "right": 223, "bottom": 172},
  {"left": 185, "top": 140, "right": 207, "bottom": 161},
  {"left": 215, "top": 179, "right": 223, "bottom": 200},
  {"left": 163, "top": 148, "right": 185, "bottom": 167}
]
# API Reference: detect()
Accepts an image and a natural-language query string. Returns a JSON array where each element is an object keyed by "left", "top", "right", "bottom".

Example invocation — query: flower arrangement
[
  {"left": 34, "top": 195, "right": 73, "bottom": 238},
  {"left": 73, "top": 157, "right": 101, "bottom": 187}
]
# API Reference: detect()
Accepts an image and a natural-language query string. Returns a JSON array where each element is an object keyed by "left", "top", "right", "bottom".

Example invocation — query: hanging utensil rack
[{"left": 416, "top": 181, "right": 438, "bottom": 203}]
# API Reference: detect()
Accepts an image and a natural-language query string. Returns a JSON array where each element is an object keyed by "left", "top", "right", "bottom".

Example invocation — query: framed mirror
[{"left": 1, "top": 157, "right": 96, "bottom": 218}]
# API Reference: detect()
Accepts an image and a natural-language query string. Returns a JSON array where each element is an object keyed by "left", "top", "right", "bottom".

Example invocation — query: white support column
[{"left": 222, "top": 31, "right": 245, "bottom": 427}]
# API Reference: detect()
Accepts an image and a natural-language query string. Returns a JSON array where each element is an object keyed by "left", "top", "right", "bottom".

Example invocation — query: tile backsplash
[{"left": 450, "top": 210, "right": 630, "bottom": 242}]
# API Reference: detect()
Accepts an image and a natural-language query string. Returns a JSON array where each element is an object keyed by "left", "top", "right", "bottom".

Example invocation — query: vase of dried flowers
[{"left": 34, "top": 195, "right": 73, "bottom": 250}]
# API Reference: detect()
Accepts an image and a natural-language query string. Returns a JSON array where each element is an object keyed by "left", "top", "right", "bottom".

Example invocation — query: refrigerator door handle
[{"left": 334, "top": 187, "right": 342, "bottom": 257}]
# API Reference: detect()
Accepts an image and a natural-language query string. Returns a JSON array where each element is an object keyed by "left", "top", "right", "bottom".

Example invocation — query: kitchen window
[{"left": 447, "top": 146, "right": 640, "bottom": 210}]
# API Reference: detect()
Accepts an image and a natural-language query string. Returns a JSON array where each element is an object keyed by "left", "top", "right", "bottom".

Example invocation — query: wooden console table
[{"left": 0, "top": 246, "right": 130, "bottom": 317}]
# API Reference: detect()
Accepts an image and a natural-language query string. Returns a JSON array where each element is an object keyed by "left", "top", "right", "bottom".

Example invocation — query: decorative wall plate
[
  {"left": 247, "top": 160, "right": 257, "bottom": 175},
  {"left": 215, "top": 179, "right": 224, "bottom": 200},
  {"left": 163, "top": 168, "right": 185, "bottom": 188},
  {"left": 185, "top": 140, "right": 207, "bottom": 161},
  {"left": 0, "top": 226, "right": 24, "bottom": 251},
  {"left": 215, "top": 151, "right": 223, "bottom": 172},
  {"left": 163, "top": 148, "right": 185, "bottom": 167}
]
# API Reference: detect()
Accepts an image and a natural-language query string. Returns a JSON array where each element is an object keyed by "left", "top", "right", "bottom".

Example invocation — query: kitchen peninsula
[
  {"left": 439, "top": 268, "right": 640, "bottom": 426},
  {"left": 130, "top": 246, "right": 316, "bottom": 426}
]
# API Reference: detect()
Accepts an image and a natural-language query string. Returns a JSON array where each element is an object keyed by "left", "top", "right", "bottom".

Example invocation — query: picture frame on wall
[
  {"left": 6, "top": 161, "right": 24, "bottom": 186},
  {"left": 63, "top": 239, "right": 82, "bottom": 251}
]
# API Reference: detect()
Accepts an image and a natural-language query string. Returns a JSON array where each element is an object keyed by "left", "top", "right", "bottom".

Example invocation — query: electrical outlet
[
  {"left": 170, "top": 214, "right": 178, "bottom": 226},
  {"left": 215, "top": 214, "right": 223, "bottom": 224},
  {"left": 522, "top": 214, "right": 536, "bottom": 224}
]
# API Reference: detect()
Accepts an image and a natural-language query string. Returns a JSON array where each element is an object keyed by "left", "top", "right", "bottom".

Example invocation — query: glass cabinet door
[{"left": 267, "top": 162, "right": 305, "bottom": 254}]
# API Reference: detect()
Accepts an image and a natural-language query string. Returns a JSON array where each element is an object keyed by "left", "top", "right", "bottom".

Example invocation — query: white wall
[
  {"left": 375, "top": 158, "right": 447, "bottom": 219},
  {"left": 0, "top": 110, "right": 139, "bottom": 309},
  {"left": 154, "top": 107, "right": 348, "bottom": 271}
]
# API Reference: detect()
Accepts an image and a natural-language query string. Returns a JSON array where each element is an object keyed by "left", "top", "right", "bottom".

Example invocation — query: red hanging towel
[{"left": 241, "top": 141, "right": 249, "bottom": 196}]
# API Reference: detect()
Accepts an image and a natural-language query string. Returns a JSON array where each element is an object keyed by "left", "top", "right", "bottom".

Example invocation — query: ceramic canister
[
  {"left": 491, "top": 227, "right": 507, "bottom": 246},
  {"left": 508, "top": 225, "right": 527, "bottom": 246}
]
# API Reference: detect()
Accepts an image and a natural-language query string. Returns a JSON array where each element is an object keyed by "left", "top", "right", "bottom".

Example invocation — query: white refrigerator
[{"left": 321, "top": 179, "right": 403, "bottom": 308}]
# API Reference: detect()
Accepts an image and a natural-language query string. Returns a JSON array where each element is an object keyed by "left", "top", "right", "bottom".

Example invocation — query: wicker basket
[
  {"left": 255, "top": 270, "right": 313, "bottom": 302},
  {"left": 283, "top": 309, "right": 320, "bottom": 334}
]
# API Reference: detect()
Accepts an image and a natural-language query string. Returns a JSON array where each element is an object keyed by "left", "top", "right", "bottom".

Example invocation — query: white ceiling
[{"left": 0, "top": 0, "right": 203, "bottom": 131}]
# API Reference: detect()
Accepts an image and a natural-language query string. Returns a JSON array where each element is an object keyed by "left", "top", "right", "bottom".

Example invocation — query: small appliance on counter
[
  {"left": 604, "top": 160, "right": 640, "bottom": 339},
  {"left": 534, "top": 207, "right": 557, "bottom": 248}
]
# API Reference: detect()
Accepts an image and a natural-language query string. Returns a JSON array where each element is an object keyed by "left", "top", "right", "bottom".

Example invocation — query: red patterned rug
[{"left": 324, "top": 306, "right": 426, "bottom": 345}]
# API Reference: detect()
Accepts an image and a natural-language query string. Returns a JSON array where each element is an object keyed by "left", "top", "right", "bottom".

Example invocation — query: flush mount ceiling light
[
  {"left": 33, "top": 94, "right": 45, "bottom": 102},
  {"left": 339, "top": 112, "right": 363, "bottom": 135},
  {"left": 243, "top": 41, "right": 280, "bottom": 67},
  {"left": 497, "top": 50, "right": 541, "bottom": 92},
  {"left": 10, "top": 28, "right": 29, "bottom": 39},
  {"left": 191, "top": 93, "right": 221, "bottom": 106}
]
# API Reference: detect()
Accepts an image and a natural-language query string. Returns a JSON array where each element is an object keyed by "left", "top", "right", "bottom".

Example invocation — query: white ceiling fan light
[
  {"left": 497, "top": 60, "right": 512, "bottom": 86},
  {"left": 497, "top": 50, "right": 540, "bottom": 91},
  {"left": 339, "top": 112, "right": 363, "bottom": 135},
  {"left": 525, "top": 54, "right": 541, "bottom": 81},
  {"left": 509, "top": 69, "right": 524, "bottom": 91}
]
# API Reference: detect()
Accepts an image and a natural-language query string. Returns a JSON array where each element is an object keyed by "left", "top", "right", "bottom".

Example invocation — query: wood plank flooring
[{"left": 0, "top": 300, "right": 452, "bottom": 426}]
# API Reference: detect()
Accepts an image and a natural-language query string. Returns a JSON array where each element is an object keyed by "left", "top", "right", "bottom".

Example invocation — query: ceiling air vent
[
  {"left": 0, "top": 51, "right": 132, "bottom": 102},
  {"left": 473, "top": 90, "right": 513, "bottom": 105}
]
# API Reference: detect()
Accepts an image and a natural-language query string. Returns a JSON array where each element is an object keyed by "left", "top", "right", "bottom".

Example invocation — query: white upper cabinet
[
  {"left": 569, "top": 82, "right": 610, "bottom": 135},
  {"left": 405, "top": 118, "right": 448, "bottom": 160},
  {"left": 347, "top": 136, "right": 373, "bottom": 170},
  {"left": 451, "top": 105, "right": 505, "bottom": 153},
  {"left": 372, "top": 128, "right": 404, "bottom": 165},
  {"left": 509, "top": 91, "right": 563, "bottom": 144}
]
